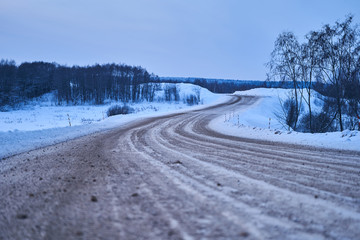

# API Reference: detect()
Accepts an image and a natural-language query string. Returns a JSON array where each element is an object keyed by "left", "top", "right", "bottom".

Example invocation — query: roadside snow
[
  {"left": 0, "top": 83, "right": 216, "bottom": 132},
  {"left": 0, "top": 84, "right": 225, "bottom": 158},
  {"left": 209, "top": 88, "right": 360, "bottom": 152}
]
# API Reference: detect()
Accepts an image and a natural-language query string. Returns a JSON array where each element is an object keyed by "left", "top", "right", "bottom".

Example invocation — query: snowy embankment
[
  {"left": 0, "top": 83, "right": 225, "bottom": 158},
  {"left": 210, "top": 88, "right": 360, "bottom": 151}
]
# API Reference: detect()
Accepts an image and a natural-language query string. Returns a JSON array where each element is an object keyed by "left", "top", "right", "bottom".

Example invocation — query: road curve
[{"left": 1, "top": 96, "right": 360, "bottom": 240}]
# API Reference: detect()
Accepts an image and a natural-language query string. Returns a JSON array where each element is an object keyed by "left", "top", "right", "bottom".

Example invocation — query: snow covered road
[{"left": 1, "top": 96, "right": 360, "bottom": 239}]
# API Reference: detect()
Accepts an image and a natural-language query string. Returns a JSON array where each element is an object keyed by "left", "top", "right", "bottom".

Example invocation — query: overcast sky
[{"left": 1, "top": 0, "right": 359, "bottom": 80}]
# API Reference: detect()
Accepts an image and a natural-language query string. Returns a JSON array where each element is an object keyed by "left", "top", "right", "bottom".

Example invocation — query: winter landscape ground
[{"left": 2, "top": 1, "right": 360, "bottom": 239}]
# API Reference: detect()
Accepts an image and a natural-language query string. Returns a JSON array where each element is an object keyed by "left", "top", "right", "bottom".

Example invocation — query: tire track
[{"left": 122, "top": 96, "right": 360, "bottom": 239}]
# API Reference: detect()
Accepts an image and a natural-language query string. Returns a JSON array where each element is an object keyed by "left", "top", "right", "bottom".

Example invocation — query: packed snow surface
[{"left": 1, "top": 86, "right": 359, "bottom": 158}]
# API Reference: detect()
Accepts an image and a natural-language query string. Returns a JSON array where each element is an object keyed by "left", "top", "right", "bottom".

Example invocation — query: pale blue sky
[{"left": 1, "top": 0, "right": 359, "bottom": 79}]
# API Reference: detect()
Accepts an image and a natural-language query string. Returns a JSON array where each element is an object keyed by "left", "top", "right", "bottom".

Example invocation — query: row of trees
[
  {"left": 268, "top": 15, "right": 360, "bottom": 132},
  {"left": 161, "top": 77, "right": 293, "bottom": 94},
  {"left": 0, "top": 61, "right": 160, "bottom": 107}
]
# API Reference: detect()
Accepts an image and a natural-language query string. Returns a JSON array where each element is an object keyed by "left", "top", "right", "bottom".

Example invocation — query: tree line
[
  {"left": 161, "top": 77, "right": 293, "bottom": 94},
  {"left": 268, "top": 15, "right": 360, "bottom": 132},
  {"left": 0, "top": 61, "right": 160, "bottom": 107}
]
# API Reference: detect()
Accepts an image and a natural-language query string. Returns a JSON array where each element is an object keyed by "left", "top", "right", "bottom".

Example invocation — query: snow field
[
  {"left": 0, "top": 83, "right": 217, "bottom": 132},
  {"left": 0, "top": 83, "right": 225, "bottom": 158}
]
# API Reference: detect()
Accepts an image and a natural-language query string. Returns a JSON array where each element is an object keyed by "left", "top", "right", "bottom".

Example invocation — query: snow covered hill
[
  {"left": 0, "top": 83, "right": 217, "bottom": 132},
  {"left": 210, "top": 88, "right": 360, "bottom": 151}
]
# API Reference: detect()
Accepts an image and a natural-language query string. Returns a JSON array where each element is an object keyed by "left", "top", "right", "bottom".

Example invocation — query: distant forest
[
  {"left": 0, "top": 60, "right": 160, "bottom": 106},
  {"left": 0, "top": 60, "right": 280, "bottom": 109},
  {"left": 160, "top": 77, "right": 293, "bottom": 93}
]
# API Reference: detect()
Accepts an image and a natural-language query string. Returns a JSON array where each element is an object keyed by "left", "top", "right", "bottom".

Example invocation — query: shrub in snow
[
  {"left": 275, "top": 98, "right": 299, "bottom": 131},
  {"left": 107, "top": 105, "right": 134, "bottom": 117},
  {"left": 299, "top": 112, "right": 334, "bottom": 133}
]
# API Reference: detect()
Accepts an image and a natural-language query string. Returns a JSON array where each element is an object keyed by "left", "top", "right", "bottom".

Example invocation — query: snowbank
[
  {"left": 209, "top": 88, "right": 360, "bottom": 151},
  {"left": 0, "top": 83, "right": 225, "bottom": 158},
  {"left": 0, "top": 83, "right": 218, "bottom": 132}
]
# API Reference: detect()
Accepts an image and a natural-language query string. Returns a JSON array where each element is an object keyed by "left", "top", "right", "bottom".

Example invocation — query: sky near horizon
[{"left": 1, "top": 0, "right": 359, "bottom": 80}]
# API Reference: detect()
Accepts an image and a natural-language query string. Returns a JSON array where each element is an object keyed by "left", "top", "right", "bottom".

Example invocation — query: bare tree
[
  {"left": 267, "top": 32, "right": 303, "bottom": 130},
  {"left": 268, "top": 15, "right": 360, "bottom": 132},
  {"left": 313, "top": 15, "right": 360, "bottom": 131},
  {"left": 299, "top": 32, "right": 321, "bottom": 132}
]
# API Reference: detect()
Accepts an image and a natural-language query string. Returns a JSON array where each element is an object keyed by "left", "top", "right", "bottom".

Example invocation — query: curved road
[{"left": 1, "top": 96, "right": 360, "bottom": 239}]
